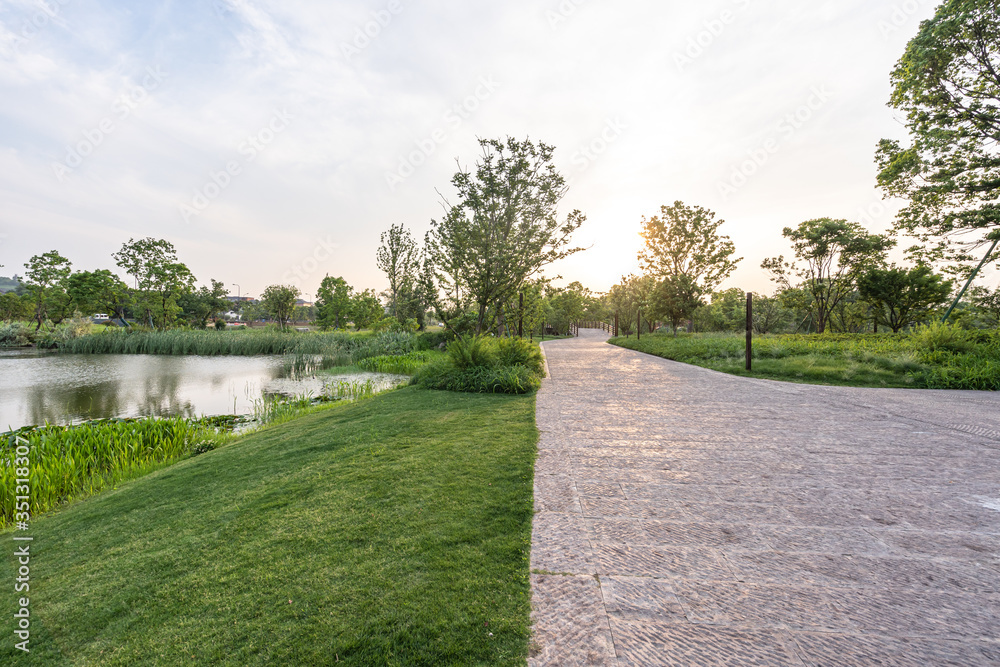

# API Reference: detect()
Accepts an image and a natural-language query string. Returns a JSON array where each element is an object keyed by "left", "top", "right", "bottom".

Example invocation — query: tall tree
[
  {"left": 429, "top": 137, "right": 585, "bottom": 335},
  {"left": 638, "top": 201, "right": 741, "bottom": 295},
  {"left": 350, "top": 289, "right": 385, "bottom": 330},
  {"left": 65, "top": 269, "right": 130, "bottom": 325},
  {"left": 113, "top": 238, "right": 195, "bottom": 328},
  {"left": 376, "top": 224, "right": 419, "bottom": 320},
  {"left": 648, "top": 274, "right": 703, "bottom": 335},
  {"left": 178, "top": 280, "right": 230, "bottom": 329},
  {"left": 858, "top": 265, "right": 954, "bottom": 332},
  {"left": 876, "top": 1, "right": 1000, "bottom": 271},
  {"left": 762, "top": 218, "right": 894, "bottom": 333},
  {"left": 23, "top": 251, "right": 72, "bottom": 330},
  {"left": 316, "top": 276, "right": 353, "bottom": 330},
  {"left": 260, "top": 284, "right": 300, "bottom": 330}
]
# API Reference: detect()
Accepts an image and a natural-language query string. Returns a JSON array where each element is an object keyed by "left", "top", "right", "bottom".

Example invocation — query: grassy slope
[
  {"left": 2, "top": 388, "right": 537, "bottom": 666},
  {"left": 610, "top": 332, "right": 983, "bottom": 388}
]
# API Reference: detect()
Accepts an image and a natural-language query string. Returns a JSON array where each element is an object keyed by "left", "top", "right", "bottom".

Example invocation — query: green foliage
[
  {"left": 0, "top": 321, "right": 32, "bottom": 347},
  {"left": 611, "top": 329, "right": 1000, "bottom": 390},
  {"left": 113, "top": 238, "right": 196, "bottom": 329},
  {"left": 876, "top": 1, "right": 1000, "bottom": 266},
  {"left": 762, "top": 218, "right": 894, "bottom": 333},
  {"left": 446, "top": 335, "right": 497, "bottom": 369},
  {"left": 316, "top": 275, "right": 353, "bottom": 330},
  {"left": 412, "top": 359, "right": 541, "bottom": 394},
  {"left": 260, "top": 284, "right": 300, "bottom": 330},
  {"left": 34, "top": 317, "right": 93, "bottom": 349},
  {"left": 65, "top": 269, "right": 130, "bottom": 322},
  {"left": 495, "top": 336, "right": 545, "bottom": 376},
  {"left": 0, "top": 292, "right": 29, "bottom": 321},
  {"left": 858, "top": 264, "right": 953, "bottom": 332},
  {"left": 648, "top": 274, "right": 703, "bottom": 334},
  {"left": 415, "top": 335, "right": 545, "bottom": 394},
  {"left": 177, "top": 279, "right": 230, "bottom": 328},
  {"left": 415, "top": 329, "right": 453, "bottom": 350},
  {"left": 909, "top": 320, "right": 974, "bottom": 354},
  {"left": 23, "top": 250, "right": 73, "bottom": 330},
  {"left": 0, "top": 417, "right": 219, "bottom": 528},
  {"left": 638, "top": 201, "right": 741, "bottom": 293},
  {"left": 357, "top": 352, "right": 431, "bottom": 375},
  {"left": 376, "top": 223, "right": 419, "bottom": 319},
  {"left": 429, "top": 136, "right": 585, "bottom": 334}
]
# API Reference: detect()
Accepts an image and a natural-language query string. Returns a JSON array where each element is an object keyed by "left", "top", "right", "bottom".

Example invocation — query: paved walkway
[{"left": 529, "top": 329, "right": 1000, "bottom": 666}]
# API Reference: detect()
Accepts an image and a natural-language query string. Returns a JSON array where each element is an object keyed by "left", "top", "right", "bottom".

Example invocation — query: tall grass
[
  {"left": 0, "top": 417, "right": 219, "bottom": 528},
  {"left": 59, "top": 329, "right": 418, "bottom": 360},
  {"left": 412, "top": 336, "right": 545, "bottom": 394},
  {"left": 356, "top": 351, "right": 430, "bottom": 375}
]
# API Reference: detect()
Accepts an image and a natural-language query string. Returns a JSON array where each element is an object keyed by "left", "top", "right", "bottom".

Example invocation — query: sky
[{"left": 3, "top": 0, "right": 985, "bottom": 302}]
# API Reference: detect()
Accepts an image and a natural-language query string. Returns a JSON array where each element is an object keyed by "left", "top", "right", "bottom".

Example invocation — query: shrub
[
  {"left": 411, "top": 360, "right": 540, "bottom": 394},
  {"left": 214, "top": 319, "right": 227, "bottom": 331},
  {"left": 446, "top": 336, "right": 498, "bottom": 370},
  {"left": 0, "top": 321, "right": 33, "bottom": 347},
  {"left": 496, "top": 337, "right": 545, "bottom": 376},
  {"left": 910, "top": 321, "right": 974, "bottom": 354},
  {"left": 416, "top": 329, "right": 453, "bottom": 350}
]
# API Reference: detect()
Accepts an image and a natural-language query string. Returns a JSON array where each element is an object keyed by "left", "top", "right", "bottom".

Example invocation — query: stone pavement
[{"left": 529, "top": 328, "right": 1000, "bottom": 666}]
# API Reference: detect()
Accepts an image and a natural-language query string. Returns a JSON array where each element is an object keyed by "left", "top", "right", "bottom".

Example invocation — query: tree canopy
[
  {"left": 876, "top": 0, "right": 1000, "bottom": 269},
  {"left": 429, "top": 137, "right": 585, "bottom": 335}
]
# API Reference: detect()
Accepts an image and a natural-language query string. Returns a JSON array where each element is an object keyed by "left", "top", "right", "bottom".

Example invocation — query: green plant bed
[
  {"left": 610, "top": 327, "right": 1000, "bottom": 390},
  {"left": 0, "top": 388, "right": 537, "bottom": 666}
]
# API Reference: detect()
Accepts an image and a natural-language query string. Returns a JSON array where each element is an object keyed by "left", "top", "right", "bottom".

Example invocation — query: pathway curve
[{"left": 529, "top": 328, "right": 1000, "bottom": 666}]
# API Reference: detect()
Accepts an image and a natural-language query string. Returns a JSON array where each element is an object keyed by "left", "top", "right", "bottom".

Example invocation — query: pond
[{"left": 0, "top": 350, "right": 406, "bottom": 431}]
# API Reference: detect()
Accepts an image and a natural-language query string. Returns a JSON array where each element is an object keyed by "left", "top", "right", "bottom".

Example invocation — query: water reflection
[{"left": 0, "top": 350, "right": 397, "bottom": 430}]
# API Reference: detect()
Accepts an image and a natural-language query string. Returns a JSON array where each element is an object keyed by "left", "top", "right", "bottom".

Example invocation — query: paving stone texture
[{"left": 529, "top": 329, "right": 1000, "bottom": 666}]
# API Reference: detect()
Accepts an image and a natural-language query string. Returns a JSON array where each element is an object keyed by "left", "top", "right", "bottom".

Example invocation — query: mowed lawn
[{"left": 1, "top": 388, "right": 537, "bottom": 666}]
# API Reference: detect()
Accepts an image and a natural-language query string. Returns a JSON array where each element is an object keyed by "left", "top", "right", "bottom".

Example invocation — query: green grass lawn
[
  {"left": 2, "top": 388, "right": 537, "bottom": 666},
  {"left": 610, "top": 330, "right": 1000, "bottom": 390}
]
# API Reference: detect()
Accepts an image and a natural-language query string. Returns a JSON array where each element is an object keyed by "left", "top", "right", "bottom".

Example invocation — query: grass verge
[
  {"left": 610, "top": 330, "right": 1000, "bottom": 389},
  {"left": 1, "top": 387, "right": 537, "bottom": 666}
]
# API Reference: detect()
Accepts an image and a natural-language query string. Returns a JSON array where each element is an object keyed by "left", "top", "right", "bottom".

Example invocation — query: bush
[
  {"left": 214, "top": 319, "right": 227, "bottom": 331},
  {"left": 0, "top": 321, "right": 33, "bottom": 347},
  {"left": 446, "top": 336, "right": 498, "bottom": 369},
  {"left": 495, "top": 337, "right": 545, "bottom": 376},
  {"left": 411, "top": 359, "right": 540, "bottom": 394},
  {"left": 415, "top": 329, "right": 453, "bottom": 350},
  {"left": 910, "top": 321, "right": 974, "bottom": 354},
  {"left": 36, "top": 318, "right": 92, "bottom": 349}
]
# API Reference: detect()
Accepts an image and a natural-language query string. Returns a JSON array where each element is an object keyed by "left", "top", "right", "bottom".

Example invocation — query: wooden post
[
  {"left": 614, "top": 311, "right": 619, "bottom": 337},
  {"left": 746, "top": 292, "right": 753, "bottom": 371},
  {"left": 637, "top": 310, "right": 641, "bottom": 341},
  {"left": 518, "top": 292, "right": 524, "bottom": 338}
]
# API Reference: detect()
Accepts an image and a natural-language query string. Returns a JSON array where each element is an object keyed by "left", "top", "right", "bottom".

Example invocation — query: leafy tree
[
  {"left": 178, "top": 280, "right": 230, "bottom": 329},
  {"left": 260, "top": 285, "right": 300, "bottom": 330},
  {"left": 876, "top": 1, "right": 1000, "bottom": 271},
  {"left": 429, "top": 137, "right": 585, "bottom": 335},
  {"left": 648, "top": 274, "right": 703, "bottom": 335},
  {"left": 350, "top": 289, "right": 384, "bottom": 330},
  {"left": 113, "top": 238, "right": 196, "bottom": 328},
  {"left": 0, "top": 292, "right": 28, "bottom": 321},
  {"left": 750, "top": 293, "right": 791, "bottom": 334},
  {"left": 638, "top": 201, "right": 741, "bottom": 295},
  {"left": 858, "top": 265, "right": 954, "bottom": 332},
  {"left": 606, "top": 275, "right": 655, "bottom": 336},
  {"left": 23, "top": 251, "right": 72, "bottom": 330},
  {"left": 971, "top": 284, "right": 1000, "bottom": 327},
  {"left": 376, "top": 224, "right": 419, "bottom": 320},
  {"left": 693, "top": 287, "right": 746, "bottom": 332},
  {"left": 545, "top": 282, "right": 589, "bottom": 335},
  {"left": 762, "top": 218, "right": 894, "bottom": 333},
  {"left": 65, "top": 270, "right": 131, "bottom": 325},
  {"left": 316, "top": 276, "right": 353, "bottom": 330}
]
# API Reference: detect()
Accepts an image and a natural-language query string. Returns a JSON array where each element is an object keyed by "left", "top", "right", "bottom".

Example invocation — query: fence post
[
  {"left": 746, "top": 292, "right": 753, "bottom": 371},
  {"left": 637, "top": 310, "right": 641, "bottom": 341},
  {"left": 614, "top": 311, "right": 619, "bottom": 337}
]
